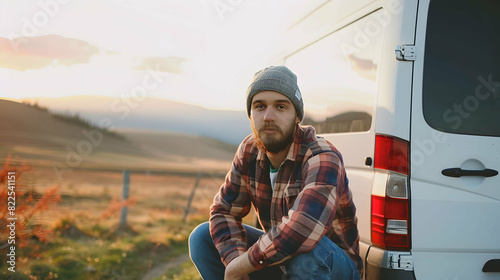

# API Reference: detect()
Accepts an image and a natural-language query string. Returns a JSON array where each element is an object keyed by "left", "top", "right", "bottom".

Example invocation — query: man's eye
[
  {"left": 278, "top": 105, "right": 286, "bottom": 110},
  {"left": 255, "top": 104, "right": 264, "bottom": 110}
]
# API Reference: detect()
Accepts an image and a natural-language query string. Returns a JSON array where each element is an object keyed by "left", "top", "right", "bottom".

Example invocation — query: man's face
[{"left": 250, "top": 91, "right": 299, "bottom": 154}]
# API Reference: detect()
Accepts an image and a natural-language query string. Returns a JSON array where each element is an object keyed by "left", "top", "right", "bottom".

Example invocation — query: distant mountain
[
  {"left": 20, "top": 95, "right": 252, "bottom": 146},
  {"left": 0, "top": 99, "right": 237, "bottom": 173}
]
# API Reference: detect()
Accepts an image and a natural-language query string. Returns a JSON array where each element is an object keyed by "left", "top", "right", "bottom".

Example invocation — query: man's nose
[{"left": 263, "top": 107, "right": 275, "bottom": 121}]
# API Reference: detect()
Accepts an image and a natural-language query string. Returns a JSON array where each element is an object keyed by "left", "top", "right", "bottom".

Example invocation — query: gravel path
[{"left": 141, "top": 254, "right": 191, "bottom": 280}]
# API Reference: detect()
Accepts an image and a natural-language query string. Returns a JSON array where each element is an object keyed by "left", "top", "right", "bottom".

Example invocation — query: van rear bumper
[{"left": 365, "top": 246, "right": 416, "bottom": 280}]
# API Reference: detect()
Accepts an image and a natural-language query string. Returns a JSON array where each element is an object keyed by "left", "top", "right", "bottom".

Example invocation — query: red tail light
[
  {"left": 374, "top": 135, "right": 409, "bottom": 175},
  {"left": 371, "top": 194, "right": 410, "bottom": 250},
  {"left": 372, "top": 135, "right": 411, "bottom": 250}
]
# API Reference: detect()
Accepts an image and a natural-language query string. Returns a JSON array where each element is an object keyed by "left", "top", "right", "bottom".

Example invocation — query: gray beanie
[{"left": 246, "top": 66, "right": 304, "bottom": 120}]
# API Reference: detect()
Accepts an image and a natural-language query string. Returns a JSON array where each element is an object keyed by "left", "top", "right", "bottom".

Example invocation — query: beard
[{"left": 251, "top": 118, "right": 296, "bottom": 154}]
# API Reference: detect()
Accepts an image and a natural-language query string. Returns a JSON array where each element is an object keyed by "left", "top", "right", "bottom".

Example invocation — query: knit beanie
[{"left": 246, "top": 66, "right": 304, "bottom": 121}]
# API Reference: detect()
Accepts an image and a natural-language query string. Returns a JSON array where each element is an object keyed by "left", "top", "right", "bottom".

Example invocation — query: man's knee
[
  {"left": 188, "top": 222, "right": 211, "bottom": 260},
  {"left": 189, "top": 222, "right": 210, "bottom": 241}
]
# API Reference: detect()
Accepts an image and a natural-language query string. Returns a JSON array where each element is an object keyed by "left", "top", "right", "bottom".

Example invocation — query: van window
[
  {"left": 423, "top": 0, "right": 500, "bottom": 137},
  {"left": 285, "top": 10, "right": 385, "bottom": 134}
]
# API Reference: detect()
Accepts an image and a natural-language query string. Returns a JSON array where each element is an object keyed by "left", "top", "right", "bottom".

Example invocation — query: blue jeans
[{"left": 189, "top": 222, "right": 360, "bottom": 280}]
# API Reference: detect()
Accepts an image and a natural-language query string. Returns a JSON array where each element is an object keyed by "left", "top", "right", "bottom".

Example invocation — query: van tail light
[
  {"left": 374, "top": 134, "right": 408, "bottom": 175},
  {"left": 372, "top": 135, "right": 411, "bottom": 250}
]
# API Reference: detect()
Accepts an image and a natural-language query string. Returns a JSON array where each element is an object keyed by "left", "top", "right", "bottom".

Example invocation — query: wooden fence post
[
  {"left": 183, "top": 171, "right": 203, "bottom": 222},
  {"left": 119, "top": 169, "right": 130, "bottom": 229}
]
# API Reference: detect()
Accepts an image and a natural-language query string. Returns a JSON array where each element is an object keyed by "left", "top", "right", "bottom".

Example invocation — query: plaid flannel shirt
[{"left": 209, "top": 125, "right": 363, "bottom": 276}]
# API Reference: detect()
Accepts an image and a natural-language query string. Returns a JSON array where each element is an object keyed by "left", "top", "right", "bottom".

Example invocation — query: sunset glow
[{"left": 0, "top": 0, "right": 327, "bottom": 110}]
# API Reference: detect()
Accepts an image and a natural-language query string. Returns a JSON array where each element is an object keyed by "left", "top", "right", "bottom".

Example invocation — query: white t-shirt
[{"left": 270, "top": 167, "right": 279, "bottom": 191}]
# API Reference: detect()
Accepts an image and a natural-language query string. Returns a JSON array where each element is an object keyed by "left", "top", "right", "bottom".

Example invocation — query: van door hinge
[
  {"left": 395, "top": 45, "right": 416, "bottom": 61},
  {"left": 388, "top": 253, "right": 414, "bottom": 271}
]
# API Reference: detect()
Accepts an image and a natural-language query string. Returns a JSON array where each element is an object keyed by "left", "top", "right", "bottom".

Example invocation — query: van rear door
[{"left": 411, "top": 0, "right": 500, "bottom": 279}]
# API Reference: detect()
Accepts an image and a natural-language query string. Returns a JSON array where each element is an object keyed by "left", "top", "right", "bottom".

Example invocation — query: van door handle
[
  {"left": 442, "top": 168, "right": 498, "bottom": 178},
  {"left": 483, "top": 259, "right": 500, "bottom": 272}
]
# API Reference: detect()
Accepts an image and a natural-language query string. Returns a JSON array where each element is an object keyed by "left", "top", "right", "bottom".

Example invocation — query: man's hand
[{"left": 225, "top": 252, "right": 255, "bottom": 280}]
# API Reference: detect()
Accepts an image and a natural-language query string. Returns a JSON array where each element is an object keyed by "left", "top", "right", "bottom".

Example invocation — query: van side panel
[{"left": 281, "top": 1, "right": 420, "bottom": 279}]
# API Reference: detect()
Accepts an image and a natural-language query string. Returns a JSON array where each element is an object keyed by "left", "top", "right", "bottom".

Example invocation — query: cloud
[
  {"left": 0, "top": 34, "right": 100, "bottom": 71},
  {"left": 133, "top": 56, "right": 187, "bottom": 74}
]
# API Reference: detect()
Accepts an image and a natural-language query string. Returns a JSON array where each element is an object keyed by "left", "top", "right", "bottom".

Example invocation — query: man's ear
[{"left": 295, "top": 116, "right": 300, "bottom": 124}]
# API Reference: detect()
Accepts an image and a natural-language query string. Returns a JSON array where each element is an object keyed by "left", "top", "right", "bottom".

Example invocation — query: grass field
[
  {"left": 0, "top": 99, "right": 254, "bottom": 279},
  {"left": 0, "top": 164, "right": 259, "bottom": 280}
]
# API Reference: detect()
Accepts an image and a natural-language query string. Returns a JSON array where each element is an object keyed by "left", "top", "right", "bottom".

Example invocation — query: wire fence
[{"left": 117, "top": 169, "right": 227, "bottom": 227}]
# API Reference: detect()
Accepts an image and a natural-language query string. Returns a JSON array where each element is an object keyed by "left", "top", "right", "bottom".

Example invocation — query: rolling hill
[
  {"left": 16, "top": 95, "right": 252, "bottom": 146},
  {"left": 0, "top": 99, "right": 238, "bottom": 174}
]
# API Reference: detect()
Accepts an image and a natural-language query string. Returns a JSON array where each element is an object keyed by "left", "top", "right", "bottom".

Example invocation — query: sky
[{"left": 0, "top": 0, "right": 327, "bottom": 111}]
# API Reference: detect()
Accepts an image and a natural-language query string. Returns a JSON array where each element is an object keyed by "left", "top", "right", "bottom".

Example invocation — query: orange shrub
[{"left": 0, "top": 155, "right": 61, "bottom": 248}]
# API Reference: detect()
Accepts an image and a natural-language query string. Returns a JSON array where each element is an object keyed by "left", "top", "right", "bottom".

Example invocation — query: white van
[{"left": 271, "top": 0, "right": 500, "bottom": 278}]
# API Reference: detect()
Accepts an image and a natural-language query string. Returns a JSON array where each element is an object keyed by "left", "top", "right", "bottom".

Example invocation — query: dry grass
[
  {"left": 0, "top": 164, "right": 231, "bottom": 279},
  {"left": 22, "top": 166, "right": 226, "bottom": 230},
  {"left": 0, "top": 99, "right": 251, "bottom": 279}
]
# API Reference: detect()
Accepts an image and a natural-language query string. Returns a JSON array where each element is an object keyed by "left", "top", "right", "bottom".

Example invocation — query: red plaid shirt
[{"left": 209, "top": 125, "right": 363, "bottom": 276}]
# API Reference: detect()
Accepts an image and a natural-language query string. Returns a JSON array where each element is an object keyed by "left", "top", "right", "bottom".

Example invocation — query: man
[{"left": 189, "top": 66, "right": 363, "bottom": 279}]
